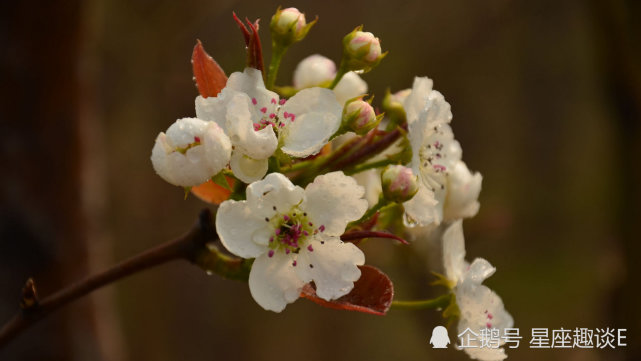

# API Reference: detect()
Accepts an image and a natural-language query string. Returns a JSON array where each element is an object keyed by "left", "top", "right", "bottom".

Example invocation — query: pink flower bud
[
  {"left": 343, "top": 99, "right": 378, "bottom": 135},
  {"left": 342, "top": 27, "right": 385, "bottom": 72},
  {"left": 381, "top": 165, "right": 419, "bottom": 203}
]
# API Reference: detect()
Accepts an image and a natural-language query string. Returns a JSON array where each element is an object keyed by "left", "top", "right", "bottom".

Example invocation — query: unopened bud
[
  {"left": 382, "top": 88, "right": 409, "bottom": 126},
  {"left": 342, "top": 97, "right": 381, "bottom": 135},
  {"left": 342, "top": 27, "right": 386, "bottom": 72},
  {"left": 270, "top": 7, "right": 315, "bottom": 47},
  {"left": 381, "top": 165, "right": 419, "bottom": 203},
  {"left": 293, "top": 54, "right": 336, "bottom": 89}
]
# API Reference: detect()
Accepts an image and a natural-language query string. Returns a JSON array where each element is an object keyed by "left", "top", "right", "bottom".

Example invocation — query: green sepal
[{"left": 211, "top": 171, "right": 232, "bottom": 191}]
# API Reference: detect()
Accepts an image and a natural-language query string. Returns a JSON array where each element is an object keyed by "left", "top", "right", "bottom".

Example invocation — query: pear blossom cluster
[{"left": 149, "top": 7, "right": 512, "bottom": 361}]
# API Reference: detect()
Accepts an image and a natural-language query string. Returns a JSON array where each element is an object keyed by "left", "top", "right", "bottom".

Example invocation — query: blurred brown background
[{"left": 1, "top": 0, "right": 640, "bottom": 360}]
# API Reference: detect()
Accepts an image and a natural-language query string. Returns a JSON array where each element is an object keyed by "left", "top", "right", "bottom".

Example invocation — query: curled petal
[
  {"left": 215, "top": 200, "right": 268, "bottom": 259},
  {"left": 466, "top": 258, "right": 496, "bottom": 284},
  {"left": 301, "top": 172, "right": 368, "bottom": 236},
  {"left": 226, "top": 94, "right": 278, "bottom": 160},
  {"left": 230, "top": 151, "right": 268, "bottom": 184},
  {"left": 294, "top": 237, "right": 365, "bottom": 301},
  {"left": 151, "top": 118, "right": 231, "bottom": 187},
  {"left": 248, "top": 252, "right": 305, "bottom": 312},
  {"left": 280, "top": 87, "right": 342, "bottom": 158}
]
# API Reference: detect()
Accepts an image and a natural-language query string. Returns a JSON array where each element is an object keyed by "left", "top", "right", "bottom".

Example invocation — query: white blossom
[
  {"left": 402, "top": 77, "right": 457, "bottom": 227},
  {"left": 151, "top": 118, "right": 231, "bottom": 187},
  {"left": 293, "top": 54, "right": 368, "bottom": 105},
  {"left": 196, "top": 68, "right": 342, "bottom": 183},
  {"left": 443, "top": 221, "right": 513, "bottom": 361},
  {"left": 215, "top": 172, "right": 368, "bottom": 312}
]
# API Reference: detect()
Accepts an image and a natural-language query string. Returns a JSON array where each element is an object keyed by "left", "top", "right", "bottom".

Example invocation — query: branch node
[{"left": 19, "top": 278, "right": 39, "bottom": 312}]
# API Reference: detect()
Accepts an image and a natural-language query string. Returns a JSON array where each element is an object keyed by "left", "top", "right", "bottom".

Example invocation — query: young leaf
[
  {"left": 192, "top": 40, "right": 227, "bottom": 98},
  {"left": 191, "top": 178, "right": 234, "bottom": 204},
  {"left": 300, "top": 265, "right": 394, "bottom": 315}
]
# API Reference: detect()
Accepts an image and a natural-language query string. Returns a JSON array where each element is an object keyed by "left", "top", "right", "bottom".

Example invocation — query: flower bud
[
  {"left": 270, "top": 7, "right": 315, "bottom": 47},
  {"left": 382, "top": 88, "right": 409, "bottom": 126},
  {"left": 342, "top": 97, "right": 381, "bottom": 135},
  {"left": 342, "top": 27, "right": 386, "bottom": 72},
  {"left": 151, "top": 118, "right": 231, "bottom": 187},
  {"left": 381, "top": 165, "right": 419, "bottom": 203},
  {"left": 293, "top": 54, "right": 336, "bottom": 89}
]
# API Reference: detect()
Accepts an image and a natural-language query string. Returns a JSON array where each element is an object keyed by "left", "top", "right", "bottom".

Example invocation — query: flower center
[
  {"left": 251, "top": 97, "right": 297, "bottom": 133},
  {"left": 265, "top": 206, "right": 325, "bottom": 262},
  {"left": 418, "top": 124, "right": 450, "bottom": 191},
  {"left": 174, "top": 136, "right": 201, "bottom": 154}
]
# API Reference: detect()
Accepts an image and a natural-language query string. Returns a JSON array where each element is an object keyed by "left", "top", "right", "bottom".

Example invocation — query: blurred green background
[{"left": 1, "top": 0, "right": 640, "bottom": 360}]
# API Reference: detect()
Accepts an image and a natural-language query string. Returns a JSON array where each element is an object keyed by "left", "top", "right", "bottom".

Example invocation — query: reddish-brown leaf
[
  {"left": 191, "top": 177, "right": 234, "bottom": 205},
  {"left": 300, "top": 265, "right": 394, "bottom": 315},
  {"left": 192, "top": 40, "right": 227, "bottom": 98}
]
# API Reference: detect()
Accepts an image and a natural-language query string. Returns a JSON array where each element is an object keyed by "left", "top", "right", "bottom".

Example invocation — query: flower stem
[
  {"left": 266, "top": 44, "right": 287, "bottom": 90},
  {"left": 391, "top": 294, "right": 452, "bottom": 310},
  {"left": 329, "top": 60, "right": 348, "bottom": 90},
  {"left": 346, "top": 158, "right": 396, "bottom": 175},
  {"left": 0, "top": 209, "right": 232, "bottom": 349}
]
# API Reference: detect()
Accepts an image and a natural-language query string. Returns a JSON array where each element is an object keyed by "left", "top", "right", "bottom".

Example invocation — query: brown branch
[{"left": 0, "top": 208, "right": 218, "bottom": 349}]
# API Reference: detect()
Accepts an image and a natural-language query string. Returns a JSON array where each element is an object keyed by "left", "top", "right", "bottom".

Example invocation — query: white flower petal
[
  {"left": 226, "top": 68, "right": 280, "bottom": 113},
  {"left": 403, "top": 76, "right": 434, "bottom": 124},
  {"left": 229, "top": 151, "right": 268, "bottom": 184},
  {"left": 442, "top": 220, "right": 467, "bottom": 284},
  {"left": 402, "top": 185, "right": 443, "bottom": 227},
  {"left": 280, "top": 87, "right": 342, "bottom": 157},
  {"left": 245, "top": 172, "right": 305, "bottom": 218},
  {"left": 466, "top": 258, "right": 496, "bottom": 284},
  {"left": 195, "top": 94, "right": 228, "bottom": 131},
  {"left": 248, "top": 251, "right": 305, "bottom": 312},
  {"left": 151, "top": 118, "right": 231, "bottom": 187},
  {"left": 215, "top": 200, "right": 269, "bottom": 259},
  {"left": 294, "top": 237, "right": 365, "bottom": 300},
  {"left": 226, "top": 94, "right": 278, "bottom": 160},
  {"left": 293, "top": 54, "right": 336, "bottom": 89},
  {"left": 301, "top": 172, "right": 368, "bottom": 236},
  {"left": 444, "top": 160, "right": 482, "bottom": 221},
  {"left": 352, "top": 169, "right": 383, "bottom": 208},
  {"left": 333, "top": 71, "right": 368, "bottom": 105},
  {"left": 456, "top": 281, "right": 514, "bottom": 336}
]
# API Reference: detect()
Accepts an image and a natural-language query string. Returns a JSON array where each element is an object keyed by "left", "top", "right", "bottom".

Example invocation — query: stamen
[
  {"left": 268, "top": 250, "right": 274, "bottom": 258},
  {"left": 292, "top": 260, "right": 297, "bottom": 266},
  {"left": 260, "top": 107, "right": 267, "bottom": 113},
  {"left": 279, "top": 98, "right": 286, "bottom": 105},
  {"left": 271, "top": 98, "right": 277, "bottom": 104},
  {"left": 319, "top": 225, "right": 325, "bottom": 232},
  {"left": 194, "top": 136, "right": 201, "bottom": 143},
  {"left": 307, "top": 245, "right": 314, "bottom": 252},
  {"left": 252, "top": 98, "right": 257, "bottom": 105}
]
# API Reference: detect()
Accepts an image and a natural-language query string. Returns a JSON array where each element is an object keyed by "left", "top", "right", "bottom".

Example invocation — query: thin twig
[{"left": 0, "top": 209, "right": 217, "bottom": 349}]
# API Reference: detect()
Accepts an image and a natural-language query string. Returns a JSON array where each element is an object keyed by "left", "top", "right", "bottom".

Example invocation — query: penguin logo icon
[{"left": 429, "top": 326, "right": 450, "bottom": 348}]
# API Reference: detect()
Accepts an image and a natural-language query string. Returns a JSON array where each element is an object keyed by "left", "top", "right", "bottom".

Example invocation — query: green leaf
[{"left": 211, "top": 172, "right": 232, "bottom": 191}]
